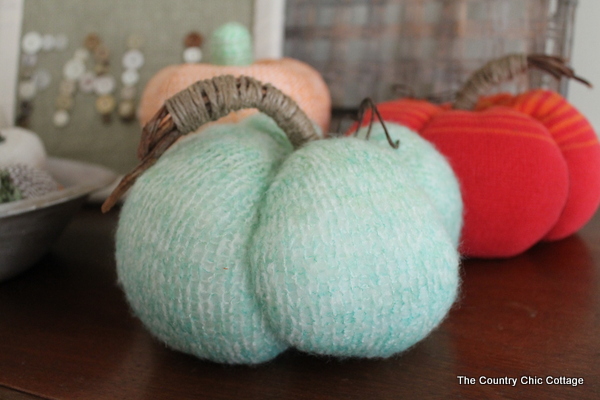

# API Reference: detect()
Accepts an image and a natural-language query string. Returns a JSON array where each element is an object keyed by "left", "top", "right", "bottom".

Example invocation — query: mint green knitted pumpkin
[
  {"left": 112, "top": 76, "right": 462, "bottom": 364},
  {"left": 353, "top": 123, "right": 463, "bottom": 247}
]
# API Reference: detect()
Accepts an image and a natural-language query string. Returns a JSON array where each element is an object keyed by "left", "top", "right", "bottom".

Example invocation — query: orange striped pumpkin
[
  {"left": 351, "top": 89, "right": 600, "bottom": 258},
  {"left": 475, "top": 90, "right": 600, "bottom": 241}
]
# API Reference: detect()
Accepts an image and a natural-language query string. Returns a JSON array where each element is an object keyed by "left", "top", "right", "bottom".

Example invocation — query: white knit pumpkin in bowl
[
  {"left": 0, "top": 126, "right": 61, "bottom": 204},
  {"left": 0, "top": 126, "right": 47, "bottom": 169},
  {"left": 0, "top": 123, "right": 118, "bottom": 281}
]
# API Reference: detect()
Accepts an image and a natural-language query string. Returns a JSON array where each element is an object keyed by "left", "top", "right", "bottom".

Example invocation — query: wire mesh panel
[{"left": 284, "top": 0, "right": 578, "bottom": 108}]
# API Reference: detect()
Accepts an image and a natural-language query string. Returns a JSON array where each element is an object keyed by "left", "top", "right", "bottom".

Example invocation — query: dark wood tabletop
[{"left": 1, "top": 205, "right": 598, "bottom": 400}]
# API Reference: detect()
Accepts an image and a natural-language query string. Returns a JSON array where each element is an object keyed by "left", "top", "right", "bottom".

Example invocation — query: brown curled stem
[
  {"left": 101, "top": 75, "right": 319, "bottom": 213},
  {"left": 101, "top": 127, "right": 183, "bottom": 213},
  {"left": 453, "top": 53, "right": 592, "bottom": 110},
  {"left": 138, "top": 105, "right": 173, "bottom": 160}
]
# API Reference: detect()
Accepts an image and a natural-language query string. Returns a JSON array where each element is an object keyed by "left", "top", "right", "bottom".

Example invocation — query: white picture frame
[{"left": 0, "top": 0, "right": 24, "bottom": 128}]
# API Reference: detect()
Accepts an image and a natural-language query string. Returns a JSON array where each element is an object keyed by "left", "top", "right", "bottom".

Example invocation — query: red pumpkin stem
[
  {"left": 102, "top": 75, "right": 319, "bottom": 213},
  {"left": 453, "top": 53, "right": 592, "bottom": 110}
]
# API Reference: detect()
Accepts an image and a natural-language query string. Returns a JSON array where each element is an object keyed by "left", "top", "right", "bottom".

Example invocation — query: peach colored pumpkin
[{"left": 138, "top": 23, "right": 331, "bottom": 134}]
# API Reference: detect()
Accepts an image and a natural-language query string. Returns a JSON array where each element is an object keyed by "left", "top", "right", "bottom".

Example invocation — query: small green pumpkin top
[{"left": 210, "top": 22, "right": 254, "bottom": 66}]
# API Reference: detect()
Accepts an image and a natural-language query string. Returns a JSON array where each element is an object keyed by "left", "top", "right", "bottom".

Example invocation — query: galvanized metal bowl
[{"left": 0, "top": 158, "right": 117, "bottom": 282}]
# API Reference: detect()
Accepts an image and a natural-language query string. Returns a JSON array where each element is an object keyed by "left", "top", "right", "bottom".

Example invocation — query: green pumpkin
[{"left": 112, "top": 76, "right": 462, "bottom": 364}]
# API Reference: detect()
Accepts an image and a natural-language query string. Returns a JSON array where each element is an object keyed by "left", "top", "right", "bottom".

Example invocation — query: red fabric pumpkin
[
  {"left": 474, "top": 89, "right": 600, "bottom": 242},
  {"left": 350, "top": 55, "right": 600, "bottom": 258}
]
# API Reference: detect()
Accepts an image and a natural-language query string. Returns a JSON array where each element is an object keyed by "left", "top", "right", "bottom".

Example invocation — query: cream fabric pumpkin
[{"left": 0, "top": 127, "right": 47, "bottom": 169}]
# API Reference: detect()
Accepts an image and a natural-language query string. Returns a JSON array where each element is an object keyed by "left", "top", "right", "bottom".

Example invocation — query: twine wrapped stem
[
  {"left": 453, "top": 54, "right": 592, "bottom": 110},
  {"left": 102, "top": 75, "right": 319, "bottom": 213}
]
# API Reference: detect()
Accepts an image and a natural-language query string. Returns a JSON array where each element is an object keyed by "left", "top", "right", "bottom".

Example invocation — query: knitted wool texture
[
  {"left": 353, "top": 123, "right": 463, "bottom": 247},
  {"left": 116, "top": 114, "right": 461, "bottom": 364},
  {"left": 210, "top": 22, "right": 253, "bottom": 66},
  {"left": 0, "top": 164, "right": 60, "bottom": 202}
]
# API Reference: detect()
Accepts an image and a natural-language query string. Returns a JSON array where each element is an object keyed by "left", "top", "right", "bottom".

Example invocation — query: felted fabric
[
  {"left": 354, "top": 98, "right": 571, "bottom": 258},
  {"left": 475, "top": 89, "right": 600, "bottom": 241},
  {"left": 210, "top": 22, "right": 254, "bottom": 66},
  {"left": 117, "top": 116, "right": 292, "bottom": 364},
  {"left": 353, "top": 123, "right": 463, "bottom": 247},
  {"left": 250, "top": 137, "right": 459, "bottom": 357},
  {"left": 116, "top": 114, "right": 461, "bottom": 364}
]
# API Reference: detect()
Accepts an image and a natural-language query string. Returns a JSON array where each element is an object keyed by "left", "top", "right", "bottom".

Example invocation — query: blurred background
[
  {"left": 1, "top": 0, "right": 598, "bottom": 173},
  {"left": 569, "top": 0, "right": 598, "bottom": 134},
  {"left": 284, "top": 0, "right": 597, "bottom": 130}
]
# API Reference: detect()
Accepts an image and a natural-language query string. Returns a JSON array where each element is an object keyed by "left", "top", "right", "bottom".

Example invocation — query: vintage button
[
  {"left": 127, "top": 34, "right": 144, "bottom": 49},
  {"left": 18, "top": 80, "right": 37, "bottom": 100},
  {"left": 121, "top": 69, "right": 139, "bottom": 86},
  {"left": 20, "top": 66, "right": 35, "bottom": 80},
  {"left": 33, "top": 68, "right": 52, "bottom": 90},
  {"left": 16, "top": 115, "right": 30, "bottom": 128},
  {"left": 54, "top": 34, "right": 68, "bottom": 51},
  {"left": 21, "top": 53, "right": 38, "bottom": 67},
  {"left": 19, "top": 100, "right": 33, "bottom": 116},
  {"left": 84, "top": 33, "right": 101, "bottom": 50},
  {"left": 16, "top": 100, "right": 32, "bottom": 128},
  {"left": 55, "top": 95, "right": 74, "bottom": 111},
  {"left": 93, "top": 75, "right": 116, "bottom": 95},
  {"left": 183, "top": 47, "right": 202, "bottom": 63},
  {"left": 22, "top": 31, "right": 43, "bottom": 54},
  {"left": 93, "top": 44, "right": 110, "bottom": 62},
  {"left": 63, "top": 59, "right": 86, "bottom": 80},
  {"left": 78, "top": 71, "right": 96, "bottom": 93},
  {"left": 118, "top": 100, "right": 137, "bottom": 121},
  {"left": 184, "top": 31, "right": 203, "bottom": 48},
  {"left": 74, "top": 47, "right": 90, "bottom": 61},
  {"left": 41, "top": 34, "right": 56, "bottom": 51},
  {"left": 120, "top": 85, "right": 137, "bottom": 100},
  {"left": 122, "top": 49, "right": 144, "bottom": 70},
  {"left": 59, "top": 79, "right": 77, "bottom": 96},
  {"left": 95, "top": 95, "right": 116, "bottom": 114},
  {"left": 94, "top": 63, "right": 110, "bottom": 76},
  {"left": 53, "top": 110, "right": 70, "bottom": 127}
]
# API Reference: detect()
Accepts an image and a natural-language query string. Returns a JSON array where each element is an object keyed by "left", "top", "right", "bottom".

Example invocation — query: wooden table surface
[{"left": 0, "top": 205, "right": 598, "bottom": 400}]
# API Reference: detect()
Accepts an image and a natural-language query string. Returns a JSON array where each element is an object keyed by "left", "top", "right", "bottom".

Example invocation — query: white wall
[
  {"left": 253, "top": 0, "right": 286, "bottom": 59},
  {"left": 569, "top": 0, "right": 600, "bottom": 132},
  {"left": 0, "top": 0, "right": 23, "bottom": 128}
]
